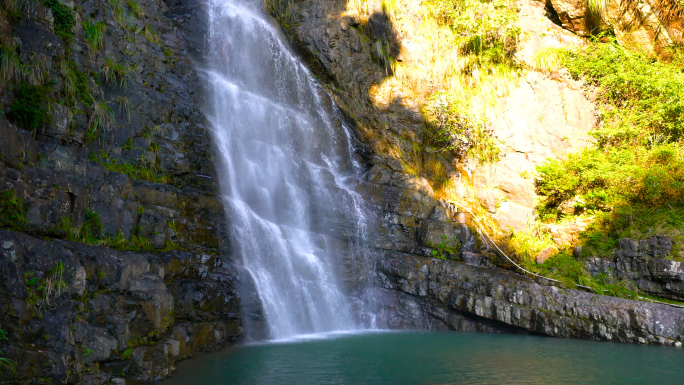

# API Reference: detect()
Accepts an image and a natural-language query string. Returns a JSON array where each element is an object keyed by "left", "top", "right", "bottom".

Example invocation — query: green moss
[
  {"left": 7, "top": 82, "right": 52, "bottom": 132},
  {"left": 0, "top": 190, "right": 28, "bottom": 232}
]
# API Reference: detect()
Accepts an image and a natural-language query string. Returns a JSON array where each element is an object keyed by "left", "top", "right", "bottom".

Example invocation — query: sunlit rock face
[{"left": 549, "top": 0, "right": 684, "bottom": 55}]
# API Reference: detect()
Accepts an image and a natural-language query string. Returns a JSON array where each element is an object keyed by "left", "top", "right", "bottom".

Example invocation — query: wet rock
[{"left": 0, "top": 230, "right": 248, "bottom": 384}]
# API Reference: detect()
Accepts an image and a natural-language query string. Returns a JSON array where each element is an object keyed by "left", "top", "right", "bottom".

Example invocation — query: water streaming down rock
[{"left": 205, "top": 0, "right": 371, "bottom": 339}]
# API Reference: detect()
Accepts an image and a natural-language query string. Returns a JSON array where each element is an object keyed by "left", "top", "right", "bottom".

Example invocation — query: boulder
[{"left": 535, "top": 245, "right": 559, "bottom": 264}]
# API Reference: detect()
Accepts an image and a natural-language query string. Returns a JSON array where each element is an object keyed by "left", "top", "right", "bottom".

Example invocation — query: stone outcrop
[
  {"left": 0, "top": 0, "right": 226, "bottom": 252},
  {"left": 547, "top": 0, "right": 684, "bottom": 55},
  {"left": 0, "top": 230, "right": 254, "bottom": 384},
  {"left": 547, "top": 0, "right": 601, "bottom": 36},
  {"left": 470, "top": 0, "right": 596, "bottom": 232},
  {"left": 377, "top": 251, "right": 684, "bottom": 345},
  {"left": 585, "top": 236, "right": 684, "bottom": 301}
]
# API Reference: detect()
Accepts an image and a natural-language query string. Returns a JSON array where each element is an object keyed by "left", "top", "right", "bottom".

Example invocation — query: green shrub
[
  {"left": 7, "top": 82, "right": 52, "bottom": 132},
  {"left": 430, "top": 235, "right": 462, "bottom": 260},
  {"left": 535, "top": 37, "right": 684, "bottom": 262},
  {"left": 536, "top": 140, "right": 684, "bottom": 217},
  {"left": 426, "top": 0, "right": 519, "bottom": 46},
  {"left": 80, "top": 209, "right": 103, "bottom": 240},
  {"left": 523, "top": 251, "right": 638, "bottom": 298},
  {"left": 537, "top": 38, "right": 684, "bottom": 216},
  {"left": 0, "top": 44, "right": 21, "bottom": 86},
  {"left": 423, "top": 92, "right": 501, "bottom": 163},
  {"left": 92, "top": 151, "right": 170, "bottom": 184},
  {"left": 126, "top": 0, "right": 145, "bottom": 18},
  {"left": 0, "top": 190, "right": 28, "bottom": 232},
  {"left": 1, "top": 0, "right": 28, "bottom": 23},
  {"left": 84, "top": 19, "right": 107, "bottom": 50},
  {"left": 40, "top": 0, "right": 74, "bottom": 41},
  {"left": 85, "top": 101, "right": 115, "bottom": 142},
  {"left": 563, "top": 38, "right": 684, "bottom": 146},
  {"left": 0, "top": 349, "right": 16, "bottom": 378},
  {"left": 75, "top": 68, "right": 94, "bottom": 105},
  {"left": 108, "top": 0, "right": 126, "bottom": 26},
  {"left": 99, "top": 58, "right": 131, "bottom": 87}
]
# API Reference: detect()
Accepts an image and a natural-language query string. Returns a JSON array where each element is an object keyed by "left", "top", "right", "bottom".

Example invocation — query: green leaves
[
  {"left": 423, "top": 92, "right": 501, "bottom": 163},
  {"left": 0, "top": 190, "right": 28, "bottom": 232},
  {"left": 536, "top": 144, "right": 684, "bottom": 219},
  {"left": 7, "top": 82, "right": 52, "bottom": 132},
  {"left": 564, "top": 39, "right": 684, "bottom": 146}
]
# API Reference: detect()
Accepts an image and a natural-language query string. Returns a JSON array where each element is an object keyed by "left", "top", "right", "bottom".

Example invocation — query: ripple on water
[{"left": 162, "top": 331, "right": 684, "bottom": 385}]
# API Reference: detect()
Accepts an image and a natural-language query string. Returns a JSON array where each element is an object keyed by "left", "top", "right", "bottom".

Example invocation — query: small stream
[{"left": 162, "top": 331, "right": 683, "bottom": 384}]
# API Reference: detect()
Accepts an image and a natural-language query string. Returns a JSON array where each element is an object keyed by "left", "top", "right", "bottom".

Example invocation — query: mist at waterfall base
[
  {"left": 162, "top": 331, "right": 684, "bottom": 385},
  {"left": 206, "top": 0, "right": 374, "bottom": 340}
]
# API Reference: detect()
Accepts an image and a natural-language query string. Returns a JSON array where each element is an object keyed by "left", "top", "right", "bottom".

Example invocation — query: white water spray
[{"left": 206, "top": 0, "right": 370, "bottom": 339}]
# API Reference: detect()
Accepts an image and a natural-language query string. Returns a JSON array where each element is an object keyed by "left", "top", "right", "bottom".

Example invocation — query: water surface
[{"left": 162, "top": 331, "right": 683, "bottom": 384}]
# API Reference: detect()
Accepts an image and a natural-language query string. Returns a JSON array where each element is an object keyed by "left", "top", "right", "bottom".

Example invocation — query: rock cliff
[
  {"left": 376, "top": 251, "right": 684, "bottom": 346},
  {"left": 2, "top": 0, "right": 683, "bottom": 382},
  {"left": 548, "top": 0, "right": 684, "bottom": 56},
  {"left": 0, "top": 0, "right": 257, "bottom": 382},
  {"left": 267, "top": 0, "right": 684, "bottom": 346}
]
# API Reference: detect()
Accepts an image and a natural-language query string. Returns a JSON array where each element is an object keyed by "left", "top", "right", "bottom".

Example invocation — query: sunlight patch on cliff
[{"left": 345, "top": 0, "right": 520, "bottom": 142}]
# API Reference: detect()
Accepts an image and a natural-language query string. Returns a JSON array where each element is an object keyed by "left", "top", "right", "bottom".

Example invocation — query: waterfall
[{"left": 205, "top": 0, "right": 369, "bottom": 339}]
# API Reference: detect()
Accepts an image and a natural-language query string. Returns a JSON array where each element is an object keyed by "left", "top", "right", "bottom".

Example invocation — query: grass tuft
[
  {"left": 84, "top": 19, "right": 107, "bottom": 51},
  {"left": 0, "top": 190, "right": 28, "bottom": 232},
  {"left": 99, "top": 58, "right": 131, "bottom": 87}
]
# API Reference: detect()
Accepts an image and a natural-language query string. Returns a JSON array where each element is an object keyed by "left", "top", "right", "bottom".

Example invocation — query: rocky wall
[
  {"left": 0, "top": 0, "right": 257, "bottom": 383},
  {"left": 585, "top": 236, "right": 684, "bottom": 301},
  {"left": 0, "top": 230, "right": 258, "bottom": 384},
  {"left": 267, "top": 0, "right": 684, "bottom": 347},
  {"left": 377, "top": 251, "right": 684, "bottom": 346}
]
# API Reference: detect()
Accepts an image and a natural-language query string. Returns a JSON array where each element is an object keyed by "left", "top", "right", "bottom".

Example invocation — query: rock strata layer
[
  {"left": 0, "top": 0, "right": 256, "bottom": 381},
  {"left": 377, "top": 252, "right": 684, "bottom": 345},
  {"left": 0, "top": 230, "right": 255, "bottom": 384},
  {"left": 586, "top": 236, "right": 684, "bottom": 301}
]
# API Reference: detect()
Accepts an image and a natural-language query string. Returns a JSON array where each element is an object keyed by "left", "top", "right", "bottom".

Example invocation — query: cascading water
[{"left": 205, "top": 0, "right": 371, "bottom": 339}]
